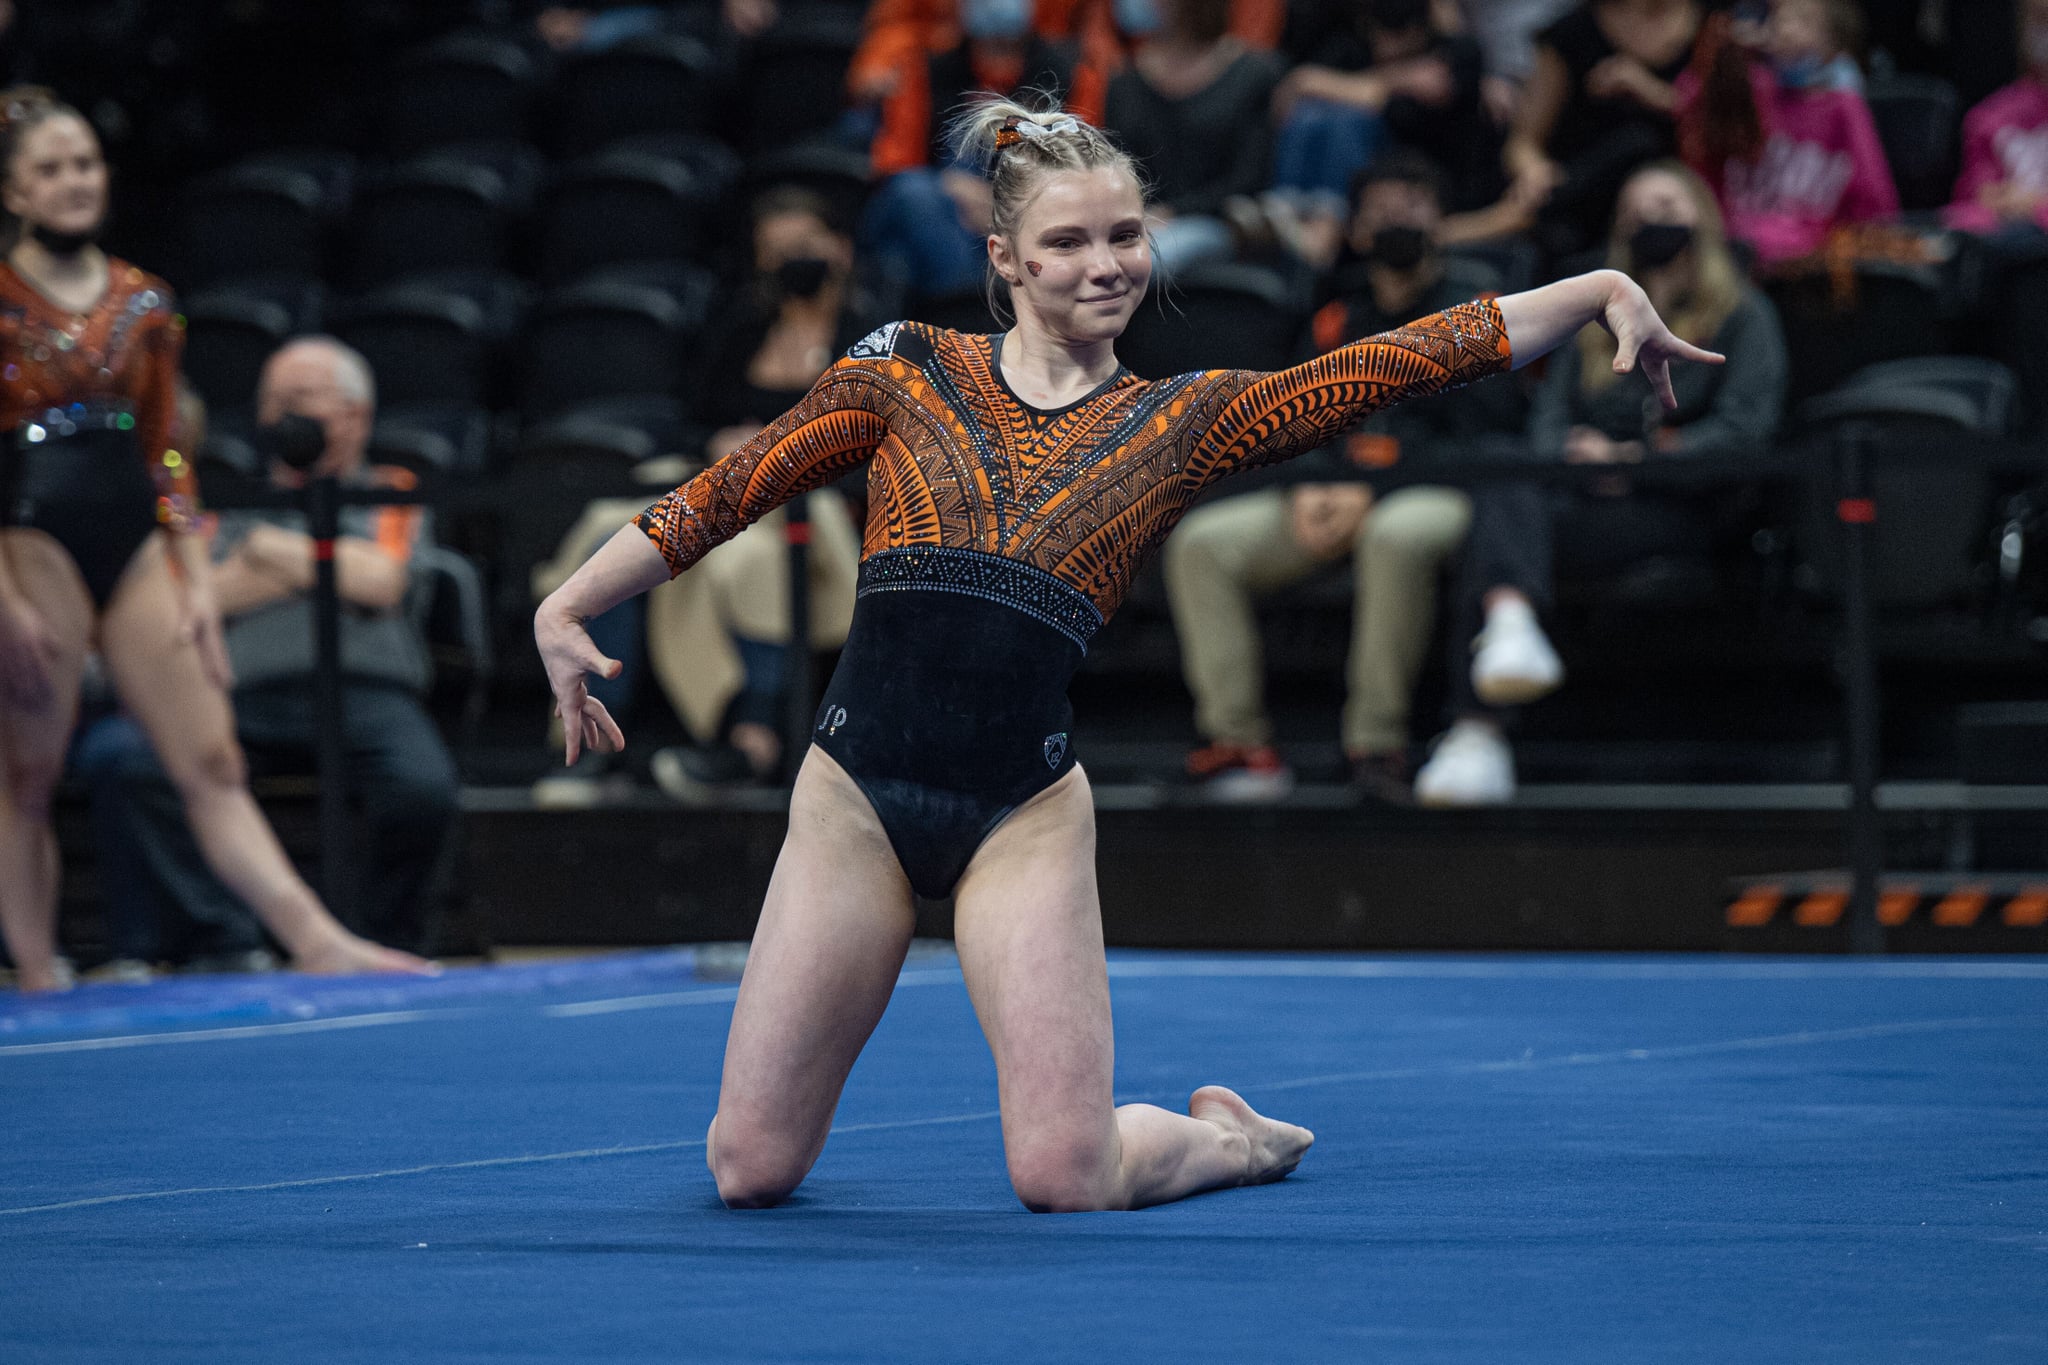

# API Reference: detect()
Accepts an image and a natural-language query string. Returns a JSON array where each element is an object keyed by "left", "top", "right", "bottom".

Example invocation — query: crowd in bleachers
[{"left": 8, "top": 0, "right": 2048, "bottom": 971}]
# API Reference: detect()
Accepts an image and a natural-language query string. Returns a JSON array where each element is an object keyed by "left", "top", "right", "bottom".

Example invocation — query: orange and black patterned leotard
[
  {"left": 637, "top": 301, "right": 1511, "bottom": 895},
  {"left": 0, "top": 260, "right": 195, "bottom": 606}
]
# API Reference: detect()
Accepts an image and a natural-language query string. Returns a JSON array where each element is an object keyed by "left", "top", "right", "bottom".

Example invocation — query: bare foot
[
  {"left": 11, "top": 955, "right": 76, "bottom": 993},
  {"left": 1189, "top": 1085, "right": 1314, "bottom": 1186},
  {"left": 292, "top": 934, "right": 441, "bottom": 978}
]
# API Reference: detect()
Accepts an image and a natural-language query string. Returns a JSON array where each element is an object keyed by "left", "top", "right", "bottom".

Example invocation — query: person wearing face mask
[
  {"left": 1415, "top": 161, "right": 1785, "bottom": 806},
  {"left": 1675, "top": 0, "right": 1896, "bottom": 267},
  {"left": 141, "top": 337, "right": 458, "bottom": 955},
  {"left": 1163, "top": 150, "right": 1528, "bottom": 802},
  {"left": 533, "top": 188, "right": 883, "bottom": 801},
  {"left": 861, "top": 0, "right": 1106, "bottom": 294},
  {"left": 0, "top": 89, "right": 430, "bottom": 990},
  {"left": 646, "top": 189, "right": 882, "bottom": 794},
  {"left": 1947, "top": 0, "right": 2048, "bottom": 241}
]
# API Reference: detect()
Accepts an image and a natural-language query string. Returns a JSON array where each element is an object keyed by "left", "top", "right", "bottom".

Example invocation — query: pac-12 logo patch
[
  {"left": 1043, "top": 732, "right": 1069, "bottom": 768},
  {"left": 847, "top": 321, "right": 902, "bottom": 361}
]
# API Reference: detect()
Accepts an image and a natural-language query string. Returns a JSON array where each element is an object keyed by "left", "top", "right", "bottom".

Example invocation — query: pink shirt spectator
[
  {"left": 1948, "top": 77, "right": 2048, "bottom": 235},
  {"left": 1680, "top": 65, "right": 1900, "bottom": 265}
]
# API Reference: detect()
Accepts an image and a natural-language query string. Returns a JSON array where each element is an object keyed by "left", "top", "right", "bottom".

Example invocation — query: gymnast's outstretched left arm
[
  {"left": 1187, "top": 270, "right": 1722, "bottom": 484},
  {"left": 1493, "top": 269, "right": 1724, "bottom": 407}
]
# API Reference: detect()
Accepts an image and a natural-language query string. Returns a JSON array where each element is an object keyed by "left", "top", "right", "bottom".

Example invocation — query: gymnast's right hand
[
  {"left": 0, "top": 594, "right": 57, "bottom": 710},
  {"left": 534, "top": 600, "right": 626, "bottom": 765}
]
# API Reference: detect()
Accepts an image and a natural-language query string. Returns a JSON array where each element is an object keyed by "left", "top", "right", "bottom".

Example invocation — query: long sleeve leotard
[
  {"left": 637, "top": 300, "right": 1510, "bottom": 626},
  {"left": 632, "top": 300, "right": 1511, "bottom": 897}
]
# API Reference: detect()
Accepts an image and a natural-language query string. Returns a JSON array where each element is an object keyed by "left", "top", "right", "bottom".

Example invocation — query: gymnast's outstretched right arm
[{"left": 535, "top": 340, "right": 896, "bottom": 762}]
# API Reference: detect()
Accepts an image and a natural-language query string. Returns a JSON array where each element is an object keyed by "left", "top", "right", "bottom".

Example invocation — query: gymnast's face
[
  {"left": 993, "top": 167, "right": 1151, "bottom": 345},
  {"left": 4, "top": 114, "right": 108, "bottom": 241}
]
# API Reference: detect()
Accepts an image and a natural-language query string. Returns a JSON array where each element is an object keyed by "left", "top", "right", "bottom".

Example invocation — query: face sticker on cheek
[{"left": 1025, "top": 261, "right": 1043, "bottom": 277}]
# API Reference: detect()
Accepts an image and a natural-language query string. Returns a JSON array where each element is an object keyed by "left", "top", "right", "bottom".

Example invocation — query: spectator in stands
[
  {"left": 1456, "top": 0, "right": 1704, "bottom": 258},
  {"left": 1676, "top": 0, "right": 1896, "bottom": 267},
  {"left": 846, "top": 0, "right": 1285, "bottom": 107},
  {"left": 860, "top": 0, "right": 1105, "bottom": 295},
  {"left": 528, "top": 1, "right": 667, "bottom": 50},
  {"left": 1947, "top": 0, "right": 2048, "bottom": 243},
  {"left": 1103, "top": 0, "right": 1283, "bottom": 273},
  {"left": 534, "top": 188, "right": 878, "bottom": 800},
  {"left": 1457, "top": 0, "right": 1581, "bottom": 126},
  {"left": 1415, "top": 161, "right": 1786, "bottom": 805},
  {"left": 1264, "top": 0, "right": 1492, "bottom": 266},
  {"left": 1162, "top": 152, "right": 1526, "bottom": 802},
  {"left": 137, "top": 337, "right": 457, "bottom": 950}
]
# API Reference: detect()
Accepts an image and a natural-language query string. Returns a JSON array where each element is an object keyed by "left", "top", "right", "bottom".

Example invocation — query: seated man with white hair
[{"left": 86, "top": 337, "right": 460, "bottom": 952}]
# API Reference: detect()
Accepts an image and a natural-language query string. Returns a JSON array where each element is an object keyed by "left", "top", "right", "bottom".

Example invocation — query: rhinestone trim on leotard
[{"left": 857, "top": 546, "right": 1105, "bottom": 653}]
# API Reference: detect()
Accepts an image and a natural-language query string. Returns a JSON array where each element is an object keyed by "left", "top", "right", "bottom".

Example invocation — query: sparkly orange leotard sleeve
[{"left": 638, "top": 301, "right": 1510, "bottom": 622}]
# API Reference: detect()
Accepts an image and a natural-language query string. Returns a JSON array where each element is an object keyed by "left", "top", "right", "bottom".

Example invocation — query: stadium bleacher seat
[
  {"left": 1116, "top": 261, "right": 1306, "bottom": 379},
  {"left": 180, "top": 162, "right": 332, "bottom": 286},
  {"left": 180, "top": 287, "right": 296, "bottom": 413},
  {"left": 739, "top": 140, "right": 872, "bottom": 238},
  {"left": 377, "top": 401, "right": 498, "bottom": 476},
  {"left": 1793, "top": 356, "right": 2019, "bottom": 610},
  {"left": 1866, "top": 75, "right": 1962, "bottom": 214},
  {"left": 330, "top": 283, "right": 498, "bottom": 408},
  {"left": 349, "top": 159, "right": 518, "bottom": 289},
  {"left": 733, "top": 7, "right": 864, "bottom": 155},
  {"left": 516, "top": 280, "right": 698, "bottom": 420},
  {"left": 1766, "top": 248, "right": 1963, "bottom": 407},
  {"left": 379, "top": 31, "right": 541, "bottom": 157},
  {"left": 536, "top": 149, "right": 718, "bottom": 283},
  {"left": 554, "top": 32, "right": 718, "bottom": 156}
]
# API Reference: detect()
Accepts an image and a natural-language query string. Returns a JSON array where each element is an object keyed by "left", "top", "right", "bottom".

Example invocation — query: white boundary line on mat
[
  {"left": 0, "top": 1008, "right": 469, "bottom": 1057},
  {"left": 0, "top": 1012, "right": 2035, "bottom": 1220},
  {"left": 4, "top": 957, "right": 2046, "bottom": 1057}
]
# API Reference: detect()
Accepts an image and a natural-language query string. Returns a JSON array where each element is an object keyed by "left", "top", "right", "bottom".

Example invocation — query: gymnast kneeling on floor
[{"left": 534, "top": 96, "right": 1721, "bottom": 1211}]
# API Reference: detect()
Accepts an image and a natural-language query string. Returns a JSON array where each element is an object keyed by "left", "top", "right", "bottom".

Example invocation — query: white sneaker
[
  {"left": 1470, "top": 599, "right": 1563, "bottom": 707},
  {"left": 1413, "top": 722, "right": 1516, "bottom": 807}
]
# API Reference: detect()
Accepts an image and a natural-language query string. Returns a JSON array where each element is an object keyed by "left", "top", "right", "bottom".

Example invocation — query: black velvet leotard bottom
[
  {"left": 3, "top": 415, "right": 160, "bottom": 608},
  {"left": 811, "top": 546, "right": 1102, "bottom": 900}
]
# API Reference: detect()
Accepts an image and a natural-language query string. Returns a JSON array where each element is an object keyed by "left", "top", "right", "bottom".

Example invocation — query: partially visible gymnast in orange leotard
[
  {"left": 535, "top": 98, "right": 1720, "bottom": 1212},
  {"left": 0, "top": 88, "right": 431, "bottom": 991}
]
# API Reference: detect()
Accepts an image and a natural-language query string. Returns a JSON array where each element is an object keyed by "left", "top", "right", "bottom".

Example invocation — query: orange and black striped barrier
[{"left": 1728, "top": 875, "right": 2048, "bottom": 930}]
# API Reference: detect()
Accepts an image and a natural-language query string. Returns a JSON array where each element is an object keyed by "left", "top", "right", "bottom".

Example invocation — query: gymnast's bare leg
[
  {"left": 704, "top": 744, "right": 1311, "bottom": 1211},
  {"left": 706, "top": 746, "right": 919, "bottom": 1206},
  {"left": 952, "top": 764, "right": 1312, "bottom": 1211}
]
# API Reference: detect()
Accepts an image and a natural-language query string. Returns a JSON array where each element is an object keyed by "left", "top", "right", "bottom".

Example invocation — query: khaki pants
[
  {"left": 1161, "top": 485, "right": 1470, "bottom": 754},
  {"left": 535, "top": 491, "right": 861, "bottom": 743}
]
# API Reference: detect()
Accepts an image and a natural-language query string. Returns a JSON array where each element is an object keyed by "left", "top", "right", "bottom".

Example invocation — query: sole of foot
[
  {"left": 1189, "top": 1084, "right": 1314, "bottom": 1185},
  {"left": 294, "top": 938, "right": 441, "bottom": 977}
]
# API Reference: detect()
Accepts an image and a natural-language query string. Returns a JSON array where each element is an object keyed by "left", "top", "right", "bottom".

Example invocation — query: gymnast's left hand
[
  {"left": 1598, "top": 273, "right": 1725, "bottom": 411},
  {"left": 535, "top": 601, "right": 625, "bottom": 765}
]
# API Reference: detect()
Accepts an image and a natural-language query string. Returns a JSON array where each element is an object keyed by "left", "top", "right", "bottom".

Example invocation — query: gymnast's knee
[
  {"left": 707, "top": 1115, "right": 810, "bottom": 1209},
  {"left": 1007, "top": 1138, "right": 1121, "bottom": 1214}
]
